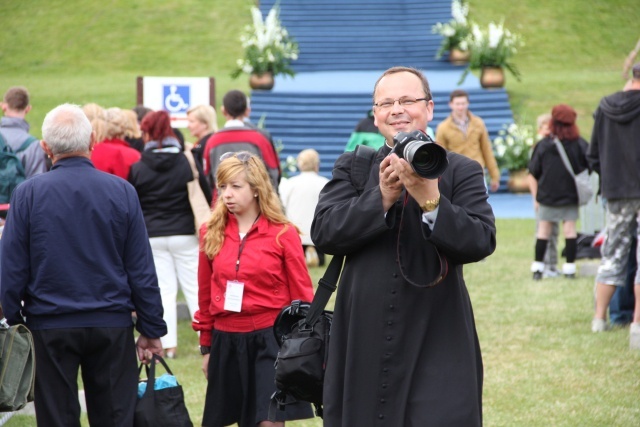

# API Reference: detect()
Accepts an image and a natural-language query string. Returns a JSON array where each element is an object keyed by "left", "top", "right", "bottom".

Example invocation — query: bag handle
[
  {"left": 303, "top": 255, "right": 344, "bottom": 327},
  {"left": 139, "top": 354, "right": 175, "bottom": 394},
  {"left": 0, "top": 303, "right": 8, "bottom": 329},
  {"left": 183, "top": 150, "right": 199, "bottom": 181},
  {"left": 552, "top": 138, "right": 576, "bottom": 178}
]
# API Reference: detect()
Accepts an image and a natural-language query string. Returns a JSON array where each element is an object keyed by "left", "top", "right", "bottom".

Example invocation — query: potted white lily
[
  {"left": 432, "top": 0, "right": 472, "bottom": 64},
  {"left": 459, "top": 21, "right": 524, "bottom": 88},
  {"left": 231, "top": 4, "right": 299, "bottom": 90}
]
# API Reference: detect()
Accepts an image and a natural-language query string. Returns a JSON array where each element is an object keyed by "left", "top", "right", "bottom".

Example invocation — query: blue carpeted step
[
  {"left": 259, "top": 0, "right": 454, "bottom": 72},
  {"left": 250, "top": 89, "right": 513, "bottom": 181}
]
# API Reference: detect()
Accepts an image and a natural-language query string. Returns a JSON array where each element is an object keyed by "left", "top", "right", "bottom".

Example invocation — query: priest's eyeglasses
[{"left": 373, "top": 96, "right": 429, "bottom": 111}]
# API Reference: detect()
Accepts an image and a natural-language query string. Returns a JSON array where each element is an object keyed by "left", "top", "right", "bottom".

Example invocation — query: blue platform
[
  {"left": 488, "top": 193, "right": 534, "bottom": 219},
  {"left": 271, "top": 70, "right": 482, "bottom": 94}
]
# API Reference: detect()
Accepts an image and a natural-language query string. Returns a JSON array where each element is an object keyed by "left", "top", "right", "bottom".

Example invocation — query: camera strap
[{"left": 396, "top": 194, "right": 448, "bottom": 288}]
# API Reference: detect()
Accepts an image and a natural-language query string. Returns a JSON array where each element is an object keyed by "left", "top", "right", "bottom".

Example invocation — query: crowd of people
[{"left": 0, "top": 62, "right": 639, "bottom": 425}]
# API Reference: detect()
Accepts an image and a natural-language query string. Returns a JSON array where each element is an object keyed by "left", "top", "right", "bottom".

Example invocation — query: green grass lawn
[{"left": 6, "top": 219, "right": 640, "bottom": 426}]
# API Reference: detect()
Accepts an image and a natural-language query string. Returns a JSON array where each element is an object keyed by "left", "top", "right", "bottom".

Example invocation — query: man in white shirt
[{"left": 279, "top": 149, "right": 329, "bottom": 266}]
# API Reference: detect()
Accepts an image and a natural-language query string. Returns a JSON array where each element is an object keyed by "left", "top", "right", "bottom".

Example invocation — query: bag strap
[
  {"left": 351, "top": 145, "right": 377, "bottom": 194},
  {"left": 183, "top": 150, "right": 199, "bottom": 180},
  {"left": 552, "top": 138, "right": 576, "bottom": 178},
  {"left": 303, "top": 255, "right": 344, "bottom": 327},
  {"left": 16, "top": 136, "right": 38, "bottom": 153},
  {"left": 0, "top": 132, "right": 6, "bottom": 151}
]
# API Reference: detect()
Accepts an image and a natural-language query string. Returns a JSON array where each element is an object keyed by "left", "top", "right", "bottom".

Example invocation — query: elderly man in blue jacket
[{"left": 0, "top": 103, "right": 167, "bottom": 426}]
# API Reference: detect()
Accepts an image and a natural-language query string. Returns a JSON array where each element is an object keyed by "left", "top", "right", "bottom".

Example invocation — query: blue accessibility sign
[{"left": 163, "top": 84, "right": 190, "bottom": 113}]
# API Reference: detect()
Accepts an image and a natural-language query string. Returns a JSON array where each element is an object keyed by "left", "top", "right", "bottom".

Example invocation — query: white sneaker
[
  {"left": 562, "top": 263, "right": 577, "bottom": 278},
  {"left": 531, "top": 261, "right": 545, "bottom": 273},
  {"left": 591, "top": 318, "right": 608, "bottom": 333},
  {"left": 630, "top": 323, "right": 640, "bottom": 350}
]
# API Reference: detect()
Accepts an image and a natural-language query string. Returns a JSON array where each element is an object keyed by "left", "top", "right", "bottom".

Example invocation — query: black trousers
[{"left": 32, "top": 327, "right": 138, "bottom": 427}]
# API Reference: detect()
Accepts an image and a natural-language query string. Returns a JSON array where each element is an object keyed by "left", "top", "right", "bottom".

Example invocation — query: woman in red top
[
  {"left": 91, "top": 107, "right": 141, "bottom": 179},
  {"left": 193, "top": 152, "right": 314, "bottom": 427}
]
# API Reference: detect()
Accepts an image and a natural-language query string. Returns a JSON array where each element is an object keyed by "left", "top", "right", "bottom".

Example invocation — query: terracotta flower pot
[
  {"left": 480, "top": 67, "right": 505, "bottom": 88},
  {"left": 449, "top": 48, "right": 470, "bottom": 65},
  {"left": 507, "top": 169, "right": 530, "bottom": 193},
  {"left": 249, "top": 72, "right": 275, "bottom": 90}
]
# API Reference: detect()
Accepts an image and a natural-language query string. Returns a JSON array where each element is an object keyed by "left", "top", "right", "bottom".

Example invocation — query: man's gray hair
[{"left": 42, "top": 103, "right": 93, "bottom": 156}]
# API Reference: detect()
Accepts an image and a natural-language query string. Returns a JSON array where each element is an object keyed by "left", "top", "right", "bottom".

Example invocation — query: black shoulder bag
[{"left": 269, "top": 255, "right": 344, "bottom": 420}]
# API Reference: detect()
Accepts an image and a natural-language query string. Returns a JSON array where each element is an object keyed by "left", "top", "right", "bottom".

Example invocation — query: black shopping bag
[{"left": 134, "top": 354, "right": 193, "bottom": 427}]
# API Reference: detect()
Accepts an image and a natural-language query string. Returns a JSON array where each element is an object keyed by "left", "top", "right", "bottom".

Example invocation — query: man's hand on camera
[
  {"left": 379, "top": 154, "right": 404, "bottom": 211},
  {"left": 387, "top": 154, "right": 440, "bottom": 209}
]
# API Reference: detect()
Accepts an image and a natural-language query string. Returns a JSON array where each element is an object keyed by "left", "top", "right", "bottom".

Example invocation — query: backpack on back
[{"left": 0, "top": 133, "right": 38, "bottom": 204}]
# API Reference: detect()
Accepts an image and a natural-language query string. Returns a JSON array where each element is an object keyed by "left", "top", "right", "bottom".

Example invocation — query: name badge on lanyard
[
  {"left": 224, "top": 280, "right": 244, "bottom": 312},
  {"left": 225, "top": 216, "right": 259, "bottom": 313}
]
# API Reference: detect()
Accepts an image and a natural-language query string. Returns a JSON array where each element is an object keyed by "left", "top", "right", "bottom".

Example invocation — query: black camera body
[{"left": 390, "top": 130, "right": 448, "bottom": 179}]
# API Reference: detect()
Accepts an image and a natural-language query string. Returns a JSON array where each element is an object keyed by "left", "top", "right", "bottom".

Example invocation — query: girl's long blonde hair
[{"left": 202, "top": 153, "right": 298, "bottom": 258}]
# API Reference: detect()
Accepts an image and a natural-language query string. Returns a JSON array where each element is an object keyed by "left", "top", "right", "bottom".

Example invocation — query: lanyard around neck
[{"left": 234, "top": 214, "right": 260, "bottom": 279}]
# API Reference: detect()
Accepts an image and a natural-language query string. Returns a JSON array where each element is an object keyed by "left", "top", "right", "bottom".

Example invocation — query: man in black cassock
[{"left": 311, "top": 66, "right": 496, "bottom": 426}]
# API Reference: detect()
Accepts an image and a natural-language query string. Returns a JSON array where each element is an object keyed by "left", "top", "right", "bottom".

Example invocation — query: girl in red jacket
[{"left": 193, "top": 151, "right": 314, "bottom": 427}]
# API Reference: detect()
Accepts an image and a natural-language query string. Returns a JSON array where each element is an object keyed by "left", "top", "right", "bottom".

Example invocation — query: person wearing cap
[
  {"left": 588, "top": 63, "right": 640, "bottom": 343},
  {"left": 528, "top": 104, "right": 590, "bottom": 280}
]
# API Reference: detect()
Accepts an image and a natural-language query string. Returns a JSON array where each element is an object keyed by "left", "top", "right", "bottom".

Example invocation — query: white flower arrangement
[
  {"left": 493, "top": 122, "right": 535, "bottom": 171},
  {"left": 460, "top": 20, "right": 524, "bottom": 82},
  {"left": 432, "top": 0, "right": 472, "bottom": 58},
  {"left": 231, "top": 5, "right": 299, "bottom": 78},
  {"left": 281, "top": 155, "right": 298, "bottom": 177}
]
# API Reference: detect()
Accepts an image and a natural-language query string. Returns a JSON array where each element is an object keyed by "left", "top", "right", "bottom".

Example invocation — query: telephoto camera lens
[{"left": 391, "top": 130, "right": 448, "bottom": 179}]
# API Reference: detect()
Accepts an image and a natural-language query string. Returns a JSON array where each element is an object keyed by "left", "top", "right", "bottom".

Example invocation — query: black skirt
[{"left": 202, "top": 327, "right": 314, "bottom": 427}]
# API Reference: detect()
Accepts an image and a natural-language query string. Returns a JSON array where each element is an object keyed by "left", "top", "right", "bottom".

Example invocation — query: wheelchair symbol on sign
[{"left": 164, "top": 85, "right": 189, "bottom": 113}]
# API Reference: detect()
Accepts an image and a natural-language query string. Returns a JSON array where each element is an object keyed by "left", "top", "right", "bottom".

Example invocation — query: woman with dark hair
[
  {"left": 193, "top": 152, "right": 314, "bottom": 426},
  {"left": 128, "top": 110, "right": 207, "bottom": 358},
  {"left": 528, "top": 104, "right": 591, "bottom": 280}
]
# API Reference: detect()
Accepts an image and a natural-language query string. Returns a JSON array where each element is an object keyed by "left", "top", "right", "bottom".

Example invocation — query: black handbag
[
  {"left": 134, "top": 354, "right": 193, "bottom": 427},
  {"left": 269, "top": 255, "right": 344, "bottom": 419}
]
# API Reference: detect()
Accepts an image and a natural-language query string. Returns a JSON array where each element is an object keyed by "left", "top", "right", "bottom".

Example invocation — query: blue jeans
[{"left": 610, "top": 234, "right": 637, "bottom": 325}]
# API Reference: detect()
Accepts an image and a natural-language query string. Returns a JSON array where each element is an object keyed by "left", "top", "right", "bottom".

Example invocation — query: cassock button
[
  {"left": 382, "top": 383, "right": 388, "bottom": 389},
  {"left": 379, "top": 414, "right": 385, "bottom": 419},
  {"left": 215, "top": 296, "right": 221, "bottom": 302},
  {"left": 387, "top": 321, "right": 393, "bottom": 326},
  {"left": 380, "top": 398, "right": 386, "bottom": 403},
  {"left": 393, "top": 273, "right": 398, "bottom": 278},
  {"left": 383, "top": 367, "right": 389, "bottom": 373},
  {"left": 386, "top": 336, "right": 392, "bottom": 341},
  {"left": 389, "top": 304, "right": 394, "bottom": 310},
  {"left": 391, "top": 290, "right": 396, "bottom": 294},
  {"left": 273, "top": 289, "right": 279, "bottom": 295}
]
